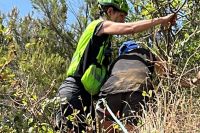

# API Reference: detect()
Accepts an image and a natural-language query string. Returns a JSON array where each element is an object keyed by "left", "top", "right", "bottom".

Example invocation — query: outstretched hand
[{"left": 161, "top": 13, "right": 177, "bottom": 27}]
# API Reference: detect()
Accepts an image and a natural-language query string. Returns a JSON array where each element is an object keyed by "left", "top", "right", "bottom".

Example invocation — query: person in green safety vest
[{"left": 55, "top": 0, "right": 177, "bottom": 132}]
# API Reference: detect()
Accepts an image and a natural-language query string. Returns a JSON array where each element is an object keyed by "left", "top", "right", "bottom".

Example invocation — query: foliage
[{"left": 0, "top": 0, "right": 200, "bottom": 132}]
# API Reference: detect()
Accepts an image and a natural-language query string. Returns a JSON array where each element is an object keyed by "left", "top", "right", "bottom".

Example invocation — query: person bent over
[{"left": 96, "top": 41, "right": 158, "bottom": 132}]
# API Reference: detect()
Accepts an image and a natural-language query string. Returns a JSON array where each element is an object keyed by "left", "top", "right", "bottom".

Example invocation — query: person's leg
[
  {"left": 96, "top": 94, "right": 122, "bottom": 119},
  {"left": 55, "top": 77, "right": 92, "bottom": 132},
  {"left": 122, "top": 91, "right": 151, "bottom": 125},
  {"left": 96, "top": 93, "right": 139, "bottom": 132},
  {"left": 96, "top": 94, "right": 122, "bottom": 132}
]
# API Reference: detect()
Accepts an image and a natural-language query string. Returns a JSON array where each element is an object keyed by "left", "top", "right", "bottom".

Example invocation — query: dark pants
[
  {"left": 96, "top": 91, "right": 153, "bottom": 125},
  {"left": 56, "top": 77, "right": 94, "bottom": 132}
]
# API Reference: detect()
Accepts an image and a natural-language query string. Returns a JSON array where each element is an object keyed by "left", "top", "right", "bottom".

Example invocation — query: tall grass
[{"left": 138, "top": 80, "right": 200, "bottom": 133}]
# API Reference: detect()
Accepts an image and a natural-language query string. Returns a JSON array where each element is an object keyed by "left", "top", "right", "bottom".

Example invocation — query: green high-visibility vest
[{"left": 67, "top": 19, "right": 111, "bottom": 95}]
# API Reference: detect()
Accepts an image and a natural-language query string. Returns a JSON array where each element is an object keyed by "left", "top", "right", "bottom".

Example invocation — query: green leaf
[{"left": 142, "top": 91, "right": 147, "bottom": 97}]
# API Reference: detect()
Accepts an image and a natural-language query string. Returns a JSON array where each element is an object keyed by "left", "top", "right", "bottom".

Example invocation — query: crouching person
[{"left": 96, "top": 41, "right": 159, "bottom": 132}]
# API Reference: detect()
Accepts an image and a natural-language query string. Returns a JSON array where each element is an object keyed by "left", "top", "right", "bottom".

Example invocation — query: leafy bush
[{"left": 0, "top": 0, "right": 200, "bottom": 132}]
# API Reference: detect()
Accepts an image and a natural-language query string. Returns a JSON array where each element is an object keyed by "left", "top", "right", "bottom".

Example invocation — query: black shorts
[
  {"left": 58, "top": 77, "right": 92, "bottom": 112},
  {"left": 56, "top": 77, "right": 94, "bottom": 131}
]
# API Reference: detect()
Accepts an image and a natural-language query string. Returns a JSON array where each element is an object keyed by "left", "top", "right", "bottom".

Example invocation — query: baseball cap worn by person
[
  {"left": 119, "top": 40, "right": 140, "bottom": 55},
  {"left": 98, "top": 0, "right": 129, "bottom": 14}
]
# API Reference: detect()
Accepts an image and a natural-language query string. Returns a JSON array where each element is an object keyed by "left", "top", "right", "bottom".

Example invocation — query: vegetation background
[{"left": 0, "top": 0, "right": 199, "bottom": 132}]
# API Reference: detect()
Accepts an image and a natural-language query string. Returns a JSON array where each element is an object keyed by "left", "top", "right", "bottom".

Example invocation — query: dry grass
[{"left": 136, "top": 82, "right": 200, "bottom": 133}]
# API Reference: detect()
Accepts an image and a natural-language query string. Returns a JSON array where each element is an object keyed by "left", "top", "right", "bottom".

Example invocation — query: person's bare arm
[
  {"left": 154, "top": 57, "right": 168, "bottom": 76},
  {"left": 155, "top": 57, "right": 200, "bottom": 88},
  {"left": 97, "top": 13, "right": 176, "bottom": 36}
]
